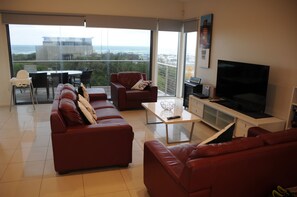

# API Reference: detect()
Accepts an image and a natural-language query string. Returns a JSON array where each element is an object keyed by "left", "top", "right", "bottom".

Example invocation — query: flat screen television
[{"left": 216, "top": 60, "right": 270, "bottom": 118}]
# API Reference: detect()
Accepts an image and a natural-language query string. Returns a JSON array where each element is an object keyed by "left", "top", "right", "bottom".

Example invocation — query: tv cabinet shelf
[{"left": 189, "top": 95, "right": 285, "bottom": 137}]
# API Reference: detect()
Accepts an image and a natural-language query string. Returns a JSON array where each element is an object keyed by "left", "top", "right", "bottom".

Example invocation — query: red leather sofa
[
  {"left": 110, "top": 72, "right": 158, "bottom": 110},
  {"left": 50, "top": 84, "right": 134, "bottom": 174},
  {"left": 144, "top": 127, "right": 297, "bottom": 197}
]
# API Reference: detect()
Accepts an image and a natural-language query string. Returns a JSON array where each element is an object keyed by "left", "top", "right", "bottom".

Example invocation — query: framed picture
[{"left": 198, "top": 14, "right": 213, "bottom": 68}]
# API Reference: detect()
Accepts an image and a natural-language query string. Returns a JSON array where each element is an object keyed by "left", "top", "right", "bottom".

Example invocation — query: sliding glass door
[
  {"left": 8, "top": 24, "right": 151, "bottom": 103},
  {"left": 157, "top": 31, "right": 179, "bottom": 96}
]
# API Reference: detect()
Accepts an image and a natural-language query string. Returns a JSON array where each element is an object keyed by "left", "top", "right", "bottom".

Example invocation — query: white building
[{"left": 36, "top": 37, "right": 94, "bottom": 60}]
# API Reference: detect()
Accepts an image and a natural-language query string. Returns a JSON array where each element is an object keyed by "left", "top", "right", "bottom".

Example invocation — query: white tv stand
[{"left": 189, "top": 95, "right": 285, "bottom": 137}]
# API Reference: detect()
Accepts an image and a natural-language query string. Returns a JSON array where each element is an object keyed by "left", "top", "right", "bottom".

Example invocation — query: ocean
[{"left": 11, "top": 45, "right": 150, "bottom": 55}]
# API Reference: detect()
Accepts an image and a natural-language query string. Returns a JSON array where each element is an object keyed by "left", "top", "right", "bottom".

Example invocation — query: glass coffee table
[{"left": 142, "top": 99, "right": 201, "bottom": 144}]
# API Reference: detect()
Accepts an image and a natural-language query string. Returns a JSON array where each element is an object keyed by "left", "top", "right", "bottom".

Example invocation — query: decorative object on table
[
  {"left": 160, "top": 100, "right": 175, "bottom": 111},
  {"left": 198, "top": 13, "right": 213, "bottom": 68}
]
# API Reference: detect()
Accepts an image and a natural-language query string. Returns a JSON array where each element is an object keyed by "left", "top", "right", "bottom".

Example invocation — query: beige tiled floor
[{"left": 0, "top": 103, "right": 216, "bottom": 197}]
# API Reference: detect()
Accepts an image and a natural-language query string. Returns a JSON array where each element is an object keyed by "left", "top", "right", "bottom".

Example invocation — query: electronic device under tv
[{"left": 216, "top": 60, "right": 271, "bottom": 119}]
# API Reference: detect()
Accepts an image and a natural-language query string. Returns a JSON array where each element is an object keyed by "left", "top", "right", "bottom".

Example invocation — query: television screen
[{"left": 216, "top": 60, "right": 270, "bottom": 117}]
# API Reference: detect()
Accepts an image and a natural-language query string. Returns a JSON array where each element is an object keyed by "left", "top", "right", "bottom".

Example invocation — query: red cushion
[
  {"left": 126, "top": 90, "right": 153, "bottom": 100},
  {"left": 90, "top": 100, "right": 115, "bottom": 109},
  {"left": 258, "top": 129, "right": 297, "bottom": 145},
  {"left": 168, "top": 144, "right": 197, "bottom": 163},
  {"left": 117, "top": 72, "right": 143, "bottom": 89},
  {"left": 59, "top": 98, "right": 84, "bottom": 126},
  {"left": 97, "top": 118, "right": 127, "bottom": 125},
  {"left": 60, "top": 89, "right": 77, "bottom": 101},
  {"left": 62, "top": 83, "right": 76, "bottom": 91},
  {"left": 95, "top": 108, "right": 122, "bottom": 120},
  {"left": 189, "top": 137, "right": 264, "bottom": 159}
]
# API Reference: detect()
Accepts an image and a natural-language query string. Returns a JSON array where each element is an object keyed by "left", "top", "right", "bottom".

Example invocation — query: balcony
[{"left": 12, "top": 60, "right": 177, "bottom": 104}]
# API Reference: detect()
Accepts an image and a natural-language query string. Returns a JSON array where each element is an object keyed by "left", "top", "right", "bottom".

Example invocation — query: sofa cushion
[
  {"left": 78, "top": 94, "right": 97, "bottom": 120},
  {"left": 131, "top": 79, "right": 151, "bottom": 90},
  {"left": 168, "top": 144, "right": 197, "bottom": 163},
  {"left": 117, "top": 72, "right": 143, "bottom": 89},
  {"left": 77, "top": 100, "right": 96, "bottom": 124},
  {"left": 62, "top": 83, "right": 76, "bottom": 91},
  {"left": 97, "top": 118, "right": 127, "bottom": 125},
  {"left": 78, "top": 83, "right": 89, "bottom": 101},
  {"left": 60, "top": 89, "right": 77, "bottom": 101},
  {"left": 59, "top": 98, "right": 84, "bottom": 126},
  {"left": 95, "top": 108, "right": 122, "bottom": 120},
  {"left": 126, "top": 90, "right": 153, "bottom": 101},
  {"left": 90, "top": 100, "right": 115, "bottom": 109},
  {"left": 189, "top": 137, "right": 264, "bottom": 159},
  {"left": 258, "top": 128, "right": 297, "bottom": 145}
]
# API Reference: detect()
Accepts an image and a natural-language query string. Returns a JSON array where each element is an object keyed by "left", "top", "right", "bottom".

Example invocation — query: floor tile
[
  {"left": 129, "top": 187, "right": 151, "bottom": 197},
  {"left": 0, "top": 179, "right": 41, "bottom": 197},
  {"left": 1, "top": 161, "right": 44, "bottom": 182},
  {"left": 87, "top": 190, "right": 131, "bottom": 197},
  {"left": 0, "top": 149, "right": 15, "bottom": 164},
  {"left": 0, "top": 103, "right": 216, "bottom": 196},
  {"left": 43, "top": 159, "right": 57, "bottom": 178},
  {"left": 10, "top": 147, "right": 47, "bottom": 163},
  {"left": 40, "top": 175, "right": 84, "bottom": 197},
  {"left": 0, "top": 138, "right": 21, "bottom": 150},
  {"left": 0, "top": 164, "right": 8, "bottom": 179},
  {"left": 121, "top": 165, "right": 144, "bottom": 190},
  {"left": 18, "top": 134, "right": 50, "bottom": 148},
  {"left": 0, "top": 128, "right": 24, "bottom": 139},
  {"left": 83, "top": 169, "right": 128, "bottom": 196}
]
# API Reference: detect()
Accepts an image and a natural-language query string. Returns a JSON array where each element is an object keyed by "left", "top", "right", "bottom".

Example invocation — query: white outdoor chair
[{"left": 10, "top": 70, "right": 37, "bottom": 111}]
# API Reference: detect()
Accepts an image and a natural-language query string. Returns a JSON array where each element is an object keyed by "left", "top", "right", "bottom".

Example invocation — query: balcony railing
[
  {"left": 12, "top": 59, "right": 150, "bottom": 87},
  {"left": 157, "top": 62, "right": 177, "bottom": 97},
  {"left": 12, "top": 59, "right": 178, "bottom": 104}
]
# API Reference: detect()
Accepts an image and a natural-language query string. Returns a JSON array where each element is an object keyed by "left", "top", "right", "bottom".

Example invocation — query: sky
[
  {"left": 9, "top": 25, "right": 150, "bottom": 46},
  {"left": 9, "top": 24, "right": 197, "bottom": 54}
]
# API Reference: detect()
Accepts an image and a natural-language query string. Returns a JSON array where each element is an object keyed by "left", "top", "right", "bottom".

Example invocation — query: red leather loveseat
[
  {"left": 50, "top": 84, "right": 134, "bottom": 174},
  {"left": 144, "top": 127, "right": 297, "bottom": 197},
  {"left": 110, "top": 72, "right": 158, "bottom": 110}
]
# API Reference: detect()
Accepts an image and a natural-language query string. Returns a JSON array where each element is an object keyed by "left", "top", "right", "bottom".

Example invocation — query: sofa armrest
[
  {"left": 144, "top": 140, "right": 184, "bottom": 184},
  {"left": 110, "top": 82, "right": 127, "bottom": 109},
  {"left": 87, "top": 88, "right": 107, "bottom": 101},
  {"left": 247, "top": 127, "right": 272, "bottom": 137},
  {"left": 65, "top": 122, "right": 132, "bottom": 134},
  {"left": 147, "top": 85, "right": 158, "bottom": 102},
  {"left": 51, "top": 123, "right": 134, "bottom": 172},
  {"left": 110, "top": 82, "right": 126, "bottom": 94},
  {"left": 89, "top": 92, "right": 107, "bottom": 102}
]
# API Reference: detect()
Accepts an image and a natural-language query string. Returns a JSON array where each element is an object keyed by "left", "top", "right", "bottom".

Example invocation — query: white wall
[{"left": 184, "top": 0, "right": 297, "bottom": 120}]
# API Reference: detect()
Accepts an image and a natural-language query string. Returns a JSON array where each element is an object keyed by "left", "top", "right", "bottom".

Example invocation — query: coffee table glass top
[{"left": 142, "top": 99, "right": 200, "bottom": 124}]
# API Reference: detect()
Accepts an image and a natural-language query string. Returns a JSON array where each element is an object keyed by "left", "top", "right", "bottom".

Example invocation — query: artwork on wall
[{"left": 198, "top": 14, "right": 213, "bottom": 68}]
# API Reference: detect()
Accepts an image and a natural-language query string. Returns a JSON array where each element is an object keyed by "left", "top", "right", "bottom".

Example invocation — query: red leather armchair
[{"left": 110, "top": 72, "right": 158, "bottom": 110}]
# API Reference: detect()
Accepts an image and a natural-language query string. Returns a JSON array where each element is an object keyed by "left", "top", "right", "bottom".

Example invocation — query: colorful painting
[{"left": 198, "top": 14, "right": 213, "bottom": 68}]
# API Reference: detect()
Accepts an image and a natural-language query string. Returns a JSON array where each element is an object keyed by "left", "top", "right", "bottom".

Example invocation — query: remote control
[{"left": 167, "top": 115, "right": 181, "bottom": 120}]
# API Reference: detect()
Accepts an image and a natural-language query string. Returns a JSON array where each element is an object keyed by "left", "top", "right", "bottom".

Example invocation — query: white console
[{"left": 189, "top": 95, "right": 285, "bottom": 137}]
